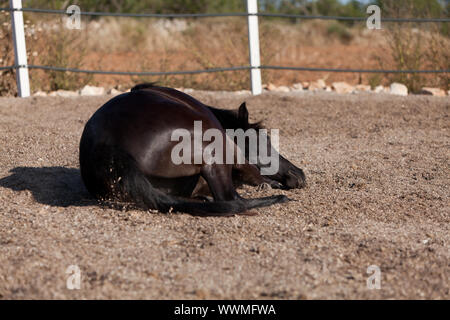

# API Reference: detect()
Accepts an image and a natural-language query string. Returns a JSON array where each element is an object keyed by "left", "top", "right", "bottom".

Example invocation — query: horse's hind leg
[{"left": 191, "top": 176, "right": 212, "bottom": 199}]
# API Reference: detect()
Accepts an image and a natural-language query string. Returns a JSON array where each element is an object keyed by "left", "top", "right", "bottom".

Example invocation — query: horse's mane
[
  {"left": 206, "top": 106, "right": 264, "bottom": 131},
  {"left": 130, "top": 82, "right": 159, "bottom": 92}
]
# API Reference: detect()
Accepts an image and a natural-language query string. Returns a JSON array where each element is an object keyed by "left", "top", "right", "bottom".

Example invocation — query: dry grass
[
  {"left": 0, "top": 12, "right": 16, "bottom": 96},
  {"left": 370, "top": 0, "right": 450, "bottom": 92},
  {"left": 371, "top": 25, "right": 450, "bottom": 93}
]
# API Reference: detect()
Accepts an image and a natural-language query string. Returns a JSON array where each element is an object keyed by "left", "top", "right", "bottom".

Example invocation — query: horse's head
[{"left": 236, "top": 102, "right": 306, "bottom": 189}]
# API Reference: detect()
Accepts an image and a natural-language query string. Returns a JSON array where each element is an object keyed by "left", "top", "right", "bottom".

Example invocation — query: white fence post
[
  {"left": 9, "top": 0, "right": 30, "bottom": 97},
  {"left": 247, "top": 0, "right": 262, "bottom": 95}
]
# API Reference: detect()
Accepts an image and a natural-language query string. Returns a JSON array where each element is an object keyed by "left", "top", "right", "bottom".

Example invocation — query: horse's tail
[{"left": 79, "top": 143, "right": 288, "bottom": 216}]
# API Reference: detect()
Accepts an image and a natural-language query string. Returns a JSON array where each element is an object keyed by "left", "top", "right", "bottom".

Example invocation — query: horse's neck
[{"left": 206, "top": 107, "right": 242, "bottom": 130}]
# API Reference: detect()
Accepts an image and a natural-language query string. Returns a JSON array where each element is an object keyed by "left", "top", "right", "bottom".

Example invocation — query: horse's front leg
[{"left": 233, "top": 163, "right": 283, "bottom": 189}]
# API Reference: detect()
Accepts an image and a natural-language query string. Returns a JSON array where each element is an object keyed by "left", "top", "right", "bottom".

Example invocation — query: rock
[
  {"left": 33, "top": 91, "right": 47, "bottom": 97},
  {"left": 374, "top": 85, "right": 385, "bottom": 93},
  {"left": 275, "top": 86, "right": 290, "bottom": 93},
  {"left": 420, "top": 87, "right": 446, "bottom": 97},
  {"left": 79, "top": 85, "right": 105, "bottom": 96},
  {"left": 291, "top": 83, "right": 303, "bottom": 91},
  {"left": 355, "top": 85, "right": 371, "bottom": 92},
  {"left": 332, "top": 82, "right": 354, "bottom": 94},
  {"left": 235, "top": 90, "right": 251, "bottom": 95},
  {"left": 267, "top": 83, "right": 277, "bottom": 91},
  {"left": 309, "top": 79, "right": 326, "bottom": 91},
  {"left": 108, "top": 88, "right": 123, "bottom": 95},
  {"left": 49, "top": 90, "right": 78, "bottom": 97},
  {"left": 302, "top": 82, "right": 310, "bottom": 90},
  {"left": 389, "top": 83, "right": 408, "bottom": 96},
  {"left": 325, "top": 86, "right": 332, "bottom": 92}
]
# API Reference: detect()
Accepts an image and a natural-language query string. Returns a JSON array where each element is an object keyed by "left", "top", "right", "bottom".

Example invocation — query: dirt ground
[{"left": 0, "top": 91, "right": 448, "bottom": 299}]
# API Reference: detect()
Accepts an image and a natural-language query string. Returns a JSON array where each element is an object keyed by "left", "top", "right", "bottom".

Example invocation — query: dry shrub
[
  {"left": 179, "top": 18, "right": 251, "bottom": 90},
  {"left": 373, "top": 0, "right": 449, "bottom": 92},
  {"left": 0, "top": 12, "right": 94, "bottom": 93},
  {"left": 426, "top": 31, "right": 450, "bottom": 90},
  {"left": 0, "top": 12, "right": 16, "bottom": 96},
  {"left": 33, "top": 26, "right": 93, "bottom": 91},
  {"left": 128, "top": 18, "right": 282, "bottom": 91},
  {"left": 375, "top": 25, "right": 449, "bottom": 92}
]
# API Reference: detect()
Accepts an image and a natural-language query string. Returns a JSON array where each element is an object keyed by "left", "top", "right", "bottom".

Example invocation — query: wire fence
[
  {"left": 2, "top": 64, "right": 450, "bottom": 76},
  {"left": 1, "top": 2, "right": 449, "bottom": 96}
]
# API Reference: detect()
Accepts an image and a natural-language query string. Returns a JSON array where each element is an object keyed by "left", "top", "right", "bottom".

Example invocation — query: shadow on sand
[{"left": 0, "top": 166, "right": 96, "bottom": 207}]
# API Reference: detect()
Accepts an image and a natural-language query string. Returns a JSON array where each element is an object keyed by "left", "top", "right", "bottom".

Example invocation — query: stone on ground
[
  {"left": 291, "top": 83, "right": 303, "bottom": 91},
  {"left": 49, "top": 90, "right": 78, "bottom": 97},
  {"left": 420, "top": 87, "right": 446, "bottom": 97},
  {"left": 355, "top": 85, "right": 371, "bottom": 92},
  {"left": 275, "top": 86, "right": 290, "bottom": 93},
  {"left": 374, "top": 85, "right": 385, "bottom": 93},
  {"left": 332, "top": 82, "right": 354, "bottom": 94},
  {"left": 309, "top": 79, "right": 326, "bottom": 91},
  {"left": 389, "top": 83, "right": 408, "bottom": 96},
  {"left": 107, "top": 88, "right": 123, "bottom": 96},
  {"left": 80, "top": 85, "right": 105, "bottom": 96},
  {"left": 33, "top": 91, "right": 47, "bottom": 97}
]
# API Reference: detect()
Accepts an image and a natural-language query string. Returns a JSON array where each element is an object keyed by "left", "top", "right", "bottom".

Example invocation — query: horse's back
[{"left": 88, "top": 88, "right": 217, "bottom": 137}]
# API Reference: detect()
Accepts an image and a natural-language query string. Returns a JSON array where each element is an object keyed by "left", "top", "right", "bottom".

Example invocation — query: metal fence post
[
  {"left": 247, "top": 0, "right": 262, "bottom": 95},
  {"left": 10, "top": 0, "right": 30, "bottom": 97}
]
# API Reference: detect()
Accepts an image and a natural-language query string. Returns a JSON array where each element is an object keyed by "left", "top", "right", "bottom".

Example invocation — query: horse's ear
[{"left": 238, "top": 102, "right": 249, "bottom": 124}]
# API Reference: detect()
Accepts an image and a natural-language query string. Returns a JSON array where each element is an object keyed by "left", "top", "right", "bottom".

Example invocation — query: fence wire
[
  {"left": 0, "top": 65, "right": 16, "bottom": 71},
  {"left": 260, "top": 66, "right": 450, "bottom": 74},
  {"left": 26, "top": 65, "right": 252, "bottom": 75},
  {"left": 2, "top": 65, "right": 448, "bottom": 75}
]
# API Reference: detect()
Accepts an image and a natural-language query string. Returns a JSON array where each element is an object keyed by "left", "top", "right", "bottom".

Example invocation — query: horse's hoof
[
  {"left": 257, "top": 182, "right": 272, "bottom": 191},
  {"left": 277, "top": 195, "right": 291, "bottom": 203},
  {"left": 270, "top": 181, "right": 284, "bottom": 189}
]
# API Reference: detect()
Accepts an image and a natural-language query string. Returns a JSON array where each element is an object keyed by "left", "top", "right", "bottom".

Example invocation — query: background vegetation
[{"left": 13, "top": 0, "right": 447, "bottom": 18}]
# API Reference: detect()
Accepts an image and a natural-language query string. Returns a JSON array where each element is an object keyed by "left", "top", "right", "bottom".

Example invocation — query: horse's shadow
[{"left": 0, "top": 166, "right": 95, "bottom": 207}]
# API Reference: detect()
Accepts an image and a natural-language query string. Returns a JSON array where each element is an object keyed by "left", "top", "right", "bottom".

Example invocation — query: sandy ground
[{"left": 0, "top": 91, "right": 448, "bottom": 299}]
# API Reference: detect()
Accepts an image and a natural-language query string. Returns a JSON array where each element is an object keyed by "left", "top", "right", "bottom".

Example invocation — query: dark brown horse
[{"left": 79, "top": 84, "right": 305, "bottom": 216}]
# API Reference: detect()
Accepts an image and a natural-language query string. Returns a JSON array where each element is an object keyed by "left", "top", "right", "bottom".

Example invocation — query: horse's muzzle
[{"left": 284, "top": 168, "right": 307, "bottom": 189}]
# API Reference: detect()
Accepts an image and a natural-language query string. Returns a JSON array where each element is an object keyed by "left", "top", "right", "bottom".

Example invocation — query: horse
[{"left": 79, "top": 84, "right": 306, "bottom": 216}]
